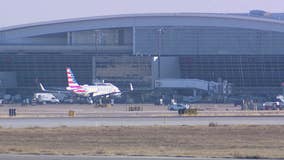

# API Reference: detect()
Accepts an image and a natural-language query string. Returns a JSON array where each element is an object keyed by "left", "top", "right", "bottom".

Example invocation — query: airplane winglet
[{"left": 39, "top": 83, "right": 47, "bottom": 91}]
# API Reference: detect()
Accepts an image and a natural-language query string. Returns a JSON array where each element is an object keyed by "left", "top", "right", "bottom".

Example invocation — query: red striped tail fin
[{"left": 66, "top": 67, "right": 80, "bottom": 88}]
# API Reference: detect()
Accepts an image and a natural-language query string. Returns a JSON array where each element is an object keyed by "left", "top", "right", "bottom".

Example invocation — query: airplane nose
[{"left": 115, "top": 88, "right": 121, "bottom": 96}]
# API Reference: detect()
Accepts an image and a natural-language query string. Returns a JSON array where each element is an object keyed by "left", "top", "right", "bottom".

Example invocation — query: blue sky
[{"left": 0, "top": 0, "right": 283, "bottom": 28}]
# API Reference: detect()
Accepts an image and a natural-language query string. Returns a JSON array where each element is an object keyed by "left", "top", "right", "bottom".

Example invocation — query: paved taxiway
[
  {"left": 1, "top": 116, "right": 284, "bottom": 128},
  {"left": 0, "top": 155, "right": 268, "bottom": 160},
  {"left": 1, "top": 104, "right": 284, "bottom": 117}
]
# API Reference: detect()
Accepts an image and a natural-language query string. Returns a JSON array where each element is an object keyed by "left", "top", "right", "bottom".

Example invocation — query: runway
[
  {"left": 1, "top": 116, "right": 284, "bottom": 128},
  {"left": 0, "top": 155, "right": 268, "bottom": 160}
]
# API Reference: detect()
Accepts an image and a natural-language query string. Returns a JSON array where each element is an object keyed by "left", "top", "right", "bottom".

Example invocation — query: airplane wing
[
  {"left": 39, "top": 83, "right": 70, "bottom": 94},
  {"left": 92, "top": 92, "right": 121, "bottom": 98}
]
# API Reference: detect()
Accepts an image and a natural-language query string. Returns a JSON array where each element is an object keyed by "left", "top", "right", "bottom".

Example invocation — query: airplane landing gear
[{"left": 87, "top": 97, "right": 93, "bottom": 104}]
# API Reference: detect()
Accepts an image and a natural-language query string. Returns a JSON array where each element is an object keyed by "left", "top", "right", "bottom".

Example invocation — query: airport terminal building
[{"left": 1, "top": 11, "right": 284, "bottom": 96}]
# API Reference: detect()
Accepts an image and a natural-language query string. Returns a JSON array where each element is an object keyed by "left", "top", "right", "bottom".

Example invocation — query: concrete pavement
[
  {"left": 1, "top": 116, "right": 284, "bottom": 128},
  {"left": 1, "top": 104, "right": 284, "bottom": 118},
  {"left": 0, "top": 155, "right": 268, "bottom": 160}
]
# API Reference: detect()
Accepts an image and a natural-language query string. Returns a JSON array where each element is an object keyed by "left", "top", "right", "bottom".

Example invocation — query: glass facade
[
  {"left": 1, "top": 24, "right": 284, "bottom": 94},
  {"left": 0, "top": 27, "right": 134, "bottom": 94},
  {"left": 0, "top": 55, "right": 92, "bottom": 89},
  {"left": 95, "top": 56, "right": 152, "bottom": 89},
  {"left": 179, "top": 55, "right": 284, "bottom": 93},
  {"left": 71, "top": 28, "right": 132, "bottom": 46},
  {"left": 135, "top": 26, "right": 284, "bottom": 94},
  {"left": 135, "top": 26, "right": 284, "bottom": 55},
  {"left": 0, "top": 55, "right": 152, "bottom": 92},
  {"left": 0, "top": 33, "right": 68, "bottom": 45}
]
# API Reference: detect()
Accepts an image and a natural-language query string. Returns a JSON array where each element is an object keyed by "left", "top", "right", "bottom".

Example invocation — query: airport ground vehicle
[
  {"left": 262, "top": 95, "right": 284, "bottom": 110},
  {"left": 34, "top": 93, "right": 60, "bottom": 104},
  {"left": 262, "top": 101, "right": 284, "bottom": 110},
  {"left": 168, "top": 103, "right": 190, "bottom": 111}
]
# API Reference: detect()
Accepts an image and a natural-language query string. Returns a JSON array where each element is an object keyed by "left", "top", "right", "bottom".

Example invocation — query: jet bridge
[{"left": 155, "top": 78, "right": 231, "bottom": 95}]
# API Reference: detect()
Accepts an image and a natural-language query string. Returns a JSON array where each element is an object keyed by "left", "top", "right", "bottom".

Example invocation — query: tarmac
[
  {"left": 1, "top": 116, "right": 284, "bottom": 128},
  {"left": 1, "top": 103, "right": 284, "bottom": 118},
  {"left": 0, "top": 154, "right": 269, "bottom": 160}
]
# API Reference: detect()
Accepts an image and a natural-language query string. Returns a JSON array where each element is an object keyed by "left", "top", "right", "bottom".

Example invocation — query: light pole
[
  {"left": 94, "top": 30, "right": 100, "bottom": 53},
  {"left": 158, "top": 28, "right": 164, "bottom": 79}
]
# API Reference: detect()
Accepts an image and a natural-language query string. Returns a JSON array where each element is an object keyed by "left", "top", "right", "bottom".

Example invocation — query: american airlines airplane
[
  {"left": 39, "top": 68, "right": 133, "bottom": 103},
  {"left": 65, "top": 67, "right": 126, "bottom": 98}
]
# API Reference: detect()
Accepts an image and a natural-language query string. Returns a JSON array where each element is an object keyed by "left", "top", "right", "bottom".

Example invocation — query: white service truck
[
  {"left": 262, "top": 95, "right": 284, "bottom": 110},
  {"left": 34, "top": 93, "right": 60, "bottom": 104}
]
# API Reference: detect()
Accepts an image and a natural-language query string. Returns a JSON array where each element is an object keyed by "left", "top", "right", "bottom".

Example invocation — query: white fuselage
[
  {"left": 65, "top": 67, "right": 121, "bottom": 98},
  {"left": 68, "top": 83, "right": 121, "bottom": 97}
]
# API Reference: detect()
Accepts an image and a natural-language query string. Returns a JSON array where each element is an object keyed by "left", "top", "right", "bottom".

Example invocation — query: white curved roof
[{"left": 1, "top": 13, "right": 284, "bottom": 39}]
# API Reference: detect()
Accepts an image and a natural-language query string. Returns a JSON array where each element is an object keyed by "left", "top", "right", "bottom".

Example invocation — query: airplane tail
[
  {"left": 39, "top": 83, "right": 47, "bottom": 91},
  {"left": 66, "top": 67, "right": 80, "bottom": 88},
  {"left": 130, "top": 83, "right": 134, "bottom": 91}
]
